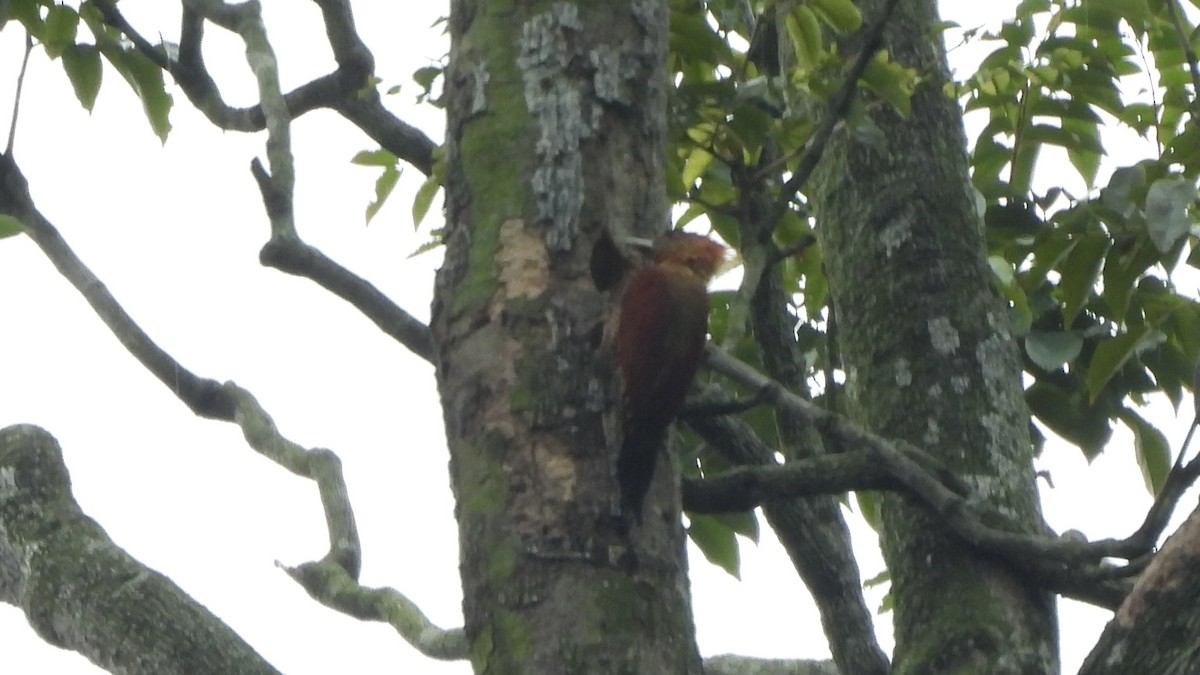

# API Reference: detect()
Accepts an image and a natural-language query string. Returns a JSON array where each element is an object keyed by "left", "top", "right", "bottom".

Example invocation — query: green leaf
[
  {"left": 366, "top": 165, "right": 400, "bottom": 224},
  {"left": 100, "top": 45, "right": 172, "bottom": 142},
  {"left": 413, "top": 65, "right": 441, "bottom": 90},
  {"left": 1087, "top": 328, "right": 1151, "bottom": 400},
  {"left": 810, "top": 0, "right": 863, "bottom": 33},
  {"left": 351, "top": 148, "right": 398, "bottom": 167},
  {"left": 0, "top": 213, "right": 24, "bottom": 239},
  {"left": 711, "top": 509, "right": 759, "bottom": 544},
  {"left": 1120, "top": 408, "right": 1171, "bottom": 495},
  {"left": 784, "top": 5, "right": 823, "bottom": 70},
  {"left": 1057, "top": 233, "right": 1109, "bottom": 329},
  {"left": 1144, "top": 176, "right": 1194, "bottom": 253},
  {"left": 42, "top": 3, "right": 77, "bottom": 59},
  {"left": 1025, "top": 330, "right": 1083, "bottom": 371},
  {"left": 687, "top": 513, "right": 741, "bottom": 579},
  {"left": 674, "top": 202, "right": 706, "bottom": 230},
  {"left": 407, "top": 228, "right": 445, "bottom": 258},
  {"left": 854, "top": 491, "right": 883, "bottom": 531},
  {"left": 669, "top": 12, "right": 730, "bottom": 62},
  {"left": 1103, "top": 237, "right": 1158, "bottom": 325},
  {"left": 1025, "top": 379, "right": 1113, "bottom": 459},
  {"left": 990, "top": 255, "right": 1032, "bottom": 331},
  {"left": 860, "top": 51, "right": 915, "bottom": 115},
  {"left": 411, "top": 174, "right": 441, "bottom": 228},
  {"left": 1102, "top": 165, "right": 1146, "bottom": 216},
  {"left": 682, "top": 147, "right": 713, "bottom": 186},
  {"left": 61, "top": 44, "right": 102, "bottom": 111},
  {"left": 9, "top": 0, "right": 44, "bottom": 39}
]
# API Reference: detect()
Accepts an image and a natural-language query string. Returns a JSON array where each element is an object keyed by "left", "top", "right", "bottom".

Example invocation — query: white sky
[{"left": 0, "top": 2, "right": 1186, "bottom": 673}]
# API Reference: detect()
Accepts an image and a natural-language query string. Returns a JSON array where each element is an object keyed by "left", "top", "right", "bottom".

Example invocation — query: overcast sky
[{"left": 0, "top": 2, "right": 1187, "bottom": 673}]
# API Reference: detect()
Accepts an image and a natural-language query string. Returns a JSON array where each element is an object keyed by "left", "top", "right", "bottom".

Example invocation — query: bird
[{"left": 613, "top": 231, "right": 726, "bottom": 524}]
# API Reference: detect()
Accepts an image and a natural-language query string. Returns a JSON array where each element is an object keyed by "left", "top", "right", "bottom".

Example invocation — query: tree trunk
[
  {"left": 0, "top": 425, "right": 279, "bottom": 675},
  {"left": 808, "top": 1, "right": 1058, "bottom": 672},
  {"left": 433, "top": 1, "right": 701, "bottom": 672}
]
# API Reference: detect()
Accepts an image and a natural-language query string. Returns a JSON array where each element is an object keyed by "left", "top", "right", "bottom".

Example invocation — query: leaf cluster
[
  {"left": 963, "top": 0, "right": 1200, "bottom": 492},
  {"left": 4, "top": 0, "right": 173, "bottom": 140}
]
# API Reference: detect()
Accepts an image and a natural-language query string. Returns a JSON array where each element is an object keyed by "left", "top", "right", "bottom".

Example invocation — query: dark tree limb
[
  {"left": 92, "top": 0, "right": 437, "bottom": 174},
  {"left": 0, "top": 425, "right": 281, "bottom": 675},
  {"left": 1079, "top": 502, "right": 1200, "bottom": 674},
  {"left": 702, "top": 346, "right": 1133, "bottom": 608},
  {"left": 682, "top": 433, "right": 900, "bottom": 511},
  {"left": 258, "top": 229, "right": 435, "bottom": 362},
  {"left": 724, "top": 104, "right": 890, "bottom": 671}
]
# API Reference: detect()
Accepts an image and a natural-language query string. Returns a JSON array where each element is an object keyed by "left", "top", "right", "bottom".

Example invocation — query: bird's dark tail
[{"left": 618, "top": 419, "right": 668, "bottom": 525}]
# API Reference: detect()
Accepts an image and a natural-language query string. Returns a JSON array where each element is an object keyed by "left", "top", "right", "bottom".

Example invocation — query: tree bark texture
[
  {"left": 808, "top": 1, "right": 1058, "bottom": 672},
  {"left": 1078, "top": 504, "right": 1200, "bottom": 674},
  {"left": 0, "top": 425, "right": 279, "bottom": 675},
  {"left": 434, "top": 1, "right": 701, "bottom": 672}
]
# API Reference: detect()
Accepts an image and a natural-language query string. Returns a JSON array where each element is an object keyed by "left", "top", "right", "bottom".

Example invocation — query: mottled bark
[
  {"left": 1079, "top": 504, "right": 1200, "bottom": 674},
  {"left": 0, "top": 425, "right": 278, "bottom": 675},
  {"left": 433, "top": 1, "right": 700, "bottom": 672},
  {"left": 807, "top": 0, "right": 1058, "bottom": 672}
]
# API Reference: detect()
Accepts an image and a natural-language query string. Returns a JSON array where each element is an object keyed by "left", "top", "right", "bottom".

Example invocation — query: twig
[
  {"left": 6, "top": 33, "right": 33, "bottom": 154},
  {"left": 1165, "top": 0, "right": 1200, "bottom": 121},
  {"left": 1119, "top": 415, "right": 1200, "bottom": 554},
  {"left": 764, "top": 0, "right": 904, "bottom": 223}
]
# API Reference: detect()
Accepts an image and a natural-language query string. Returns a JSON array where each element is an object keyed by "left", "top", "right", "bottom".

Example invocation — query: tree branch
[
  {"left": 257, "top": 225, "right": 435, "bottom": 362},
  {"left": 92, "top": 0, "right": 437, "bottom": 174},
  {"left": 682, "top": 447, "right": 900, "bottom": 511},
  {"left": 0, "top": 425, "right": 281, "bottom": 675},
  {"left": 704, "top": 653, "right": 839, "bottom": 675},
  {"left": 284, "top": 559, "right": 467, "bottom": 661},
  {"left": 702, "top": 346, "right": 1133, "bottom": 608},
  {"left": 0, "top": 151, "right": 452, "bottom": 655},
  {"left": 1079, "top": 502, "right": 1200, "bottom": 674},
  {"left": 764, "top": 0, "right": 903, "bottom": 222}
]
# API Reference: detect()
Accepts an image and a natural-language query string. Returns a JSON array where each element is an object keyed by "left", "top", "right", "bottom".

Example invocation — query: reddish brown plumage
[{"left": 615, "top": 231, "right": 725, "bottom": 522}]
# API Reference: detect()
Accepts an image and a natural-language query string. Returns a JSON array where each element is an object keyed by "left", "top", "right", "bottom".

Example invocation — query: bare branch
[
  {"left": 0, "top": 151, "right": 451, "bottom": 654},
  {"left": 705, "top": 653, "right": 839, "bottom": 675},
  {"left": 91, "top": 0, "right": 437, "bottom": 174},
  {"left": 284, "top": 559, "right": 467, "bottom": 661},
  {"left": 682, "top": 449, "right": 900, "bottom": 511},
  {"left": 257, "top": 228, "right": 435, "bottom": 363}
]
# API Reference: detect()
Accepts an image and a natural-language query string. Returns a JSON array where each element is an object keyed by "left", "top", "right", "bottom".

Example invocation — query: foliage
[
  {"left": 960, "top": 0, "right": 1200, "bottom": 494},
  {"left": 8, "top": 0, "right": 1200, "bottom": 576},
  {"left": 5, "top": 0, "right": 173, "bottom": 139}
]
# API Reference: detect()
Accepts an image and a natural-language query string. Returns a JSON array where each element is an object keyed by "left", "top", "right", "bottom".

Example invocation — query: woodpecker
[{"left": 614, "top": 231, "right": 725, "bottom": 523}]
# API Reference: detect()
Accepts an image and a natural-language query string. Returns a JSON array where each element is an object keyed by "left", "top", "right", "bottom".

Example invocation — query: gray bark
[
  {"left": 1079, "top": 504, "right": 1200, "bottom": 674},
  {"left": 807, "top": 0, "right": 1058, "bottom": 672},
  {"left": 0, "top": 425, "right": 278, "bottom": 675},
  {"left": 434, "top": 1, "right": 701, "bottom": 672}
]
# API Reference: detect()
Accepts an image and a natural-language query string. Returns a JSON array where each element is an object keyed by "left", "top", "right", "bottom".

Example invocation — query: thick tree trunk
[
  {"left": 808, "top": 1, "right": 1058, "bottom": 672},
  {"left": 433, "top": 1, "right": 701, "bottom": 672},
  {"left": 0, "top": 425, "right": 278, "bottom": 675}
]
